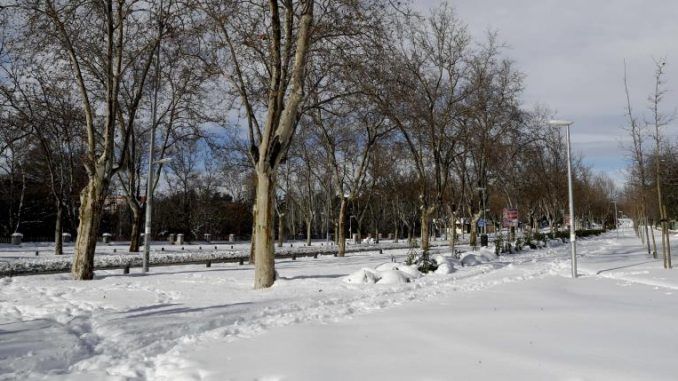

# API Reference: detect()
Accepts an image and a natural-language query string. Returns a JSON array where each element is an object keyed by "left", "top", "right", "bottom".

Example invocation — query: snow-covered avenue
[{"left": 1, "top": 232, "right": 677, "bottom": 380}]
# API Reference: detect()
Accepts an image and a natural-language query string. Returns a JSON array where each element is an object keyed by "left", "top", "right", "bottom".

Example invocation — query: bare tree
[
  {"left": 648, "top": 58, "right": 673, "bottom": 268},
  {"left": 361, "top": 5, "right": 472, "bottom": 251},
  {"left": 6, "top": 0, "right": 172, "bottom": 279},
  {"left": 623, "top": 60, "right": 653, "bottom": 256},
  {"left": 0, "top": 59, "right": 84, "bottom": 254}
]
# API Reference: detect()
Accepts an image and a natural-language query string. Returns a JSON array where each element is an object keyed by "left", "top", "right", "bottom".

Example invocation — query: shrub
[
  {"left": 494, "top": 235, "right": 503, "bottom": 256},
  {"left": 405, "top": 249, "right": 438, "bottom": 273}
]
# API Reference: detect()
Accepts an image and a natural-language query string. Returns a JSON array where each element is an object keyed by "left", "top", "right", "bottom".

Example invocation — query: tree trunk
[
  {"left": 469, "top": 224, "right": 477, "bottom": 247},
  {"left": 277, "top": 212, "right": 285, "bottom": 248},
  {"left": 548, "top": 216, "right": 555, "bottom": 237},
  {"left": 420, "top": 211, "right": 431, "bottom": 251},
  {"left": 393, "top": 222, "right": 399, "bottom": 243},
  {"left": 128, "top": 205, "right": 143, "bottom": 253},
  {"left": 71, "top": 178, "right": 107, "bottom": 280},
  {"left": 253, "top": 169, "right": 276, "bottom": 289},
  {"left": 334, "top": 220, "right": 339, "bottom": 245},
  {"left": 449, "top": 211, "right": 456, "bottom": 253},
  {"left": 249, "top": 204, "right": 256, "bottom": 264},
  {"left": 305, "top": 217, "right": 312, "bottom": 246},
  {"left": 662, "top": 205, "right": 672, "bottom": 268},
  {"left": 470, "top": 210, "right": 481, "bottom": 247},
  {"left": 644, "top": 217, "right": 653, "bottom": 258},
  {"left": 650, "top": 220, "right": 658, "bottom": 258},
  {"left": 337, "top": 198, "right": 347, "bottom": 257},
  {"left": 54, "top": 202, "right": 63, "bottom": 256}
]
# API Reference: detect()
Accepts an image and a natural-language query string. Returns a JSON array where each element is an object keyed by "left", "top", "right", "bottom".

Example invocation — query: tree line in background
[{"left": 0, "top": 1, "right": 634, "bottom": 287}]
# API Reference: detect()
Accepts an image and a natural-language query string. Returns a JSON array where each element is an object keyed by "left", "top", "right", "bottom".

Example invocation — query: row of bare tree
[
  {"left": 621, "top": 59, "right": 675, "bottom": 268},
  {"left": 0, "top": 1, "right": 620, "bottom": 288}
]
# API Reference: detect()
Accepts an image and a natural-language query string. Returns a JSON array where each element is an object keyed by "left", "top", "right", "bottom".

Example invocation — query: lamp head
[{"left": 548, "top": 119, "right": 573, "bottom": 127}]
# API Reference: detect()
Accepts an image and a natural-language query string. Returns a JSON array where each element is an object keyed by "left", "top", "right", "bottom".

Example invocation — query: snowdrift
[{"left": 344, "top": 252, "right": 473, "bottom": 285}]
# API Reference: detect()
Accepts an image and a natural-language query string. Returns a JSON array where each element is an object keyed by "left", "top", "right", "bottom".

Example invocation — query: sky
[{"left": 416, "top": 0, "right": 678, "bottom": 185}]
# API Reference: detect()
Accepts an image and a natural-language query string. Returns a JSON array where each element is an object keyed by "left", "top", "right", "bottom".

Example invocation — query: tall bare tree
[
  {"left": 623, "top": 61, "right": 653, "bottom": 256},
  {"left": 648, "top": 59, "right": 672, "bottom": 268}
]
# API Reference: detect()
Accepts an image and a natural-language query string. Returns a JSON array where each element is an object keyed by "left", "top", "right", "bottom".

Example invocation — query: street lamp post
[
  {"left": 326, "top": 210, "right": 330, "bottom": 242},
  {"left": 476, "top": 187, "right": 488, "bottom": 246},
  {"left": 143, "top": 156, "right": 172, "bottom": 273},
  {"left": 476, "top": 187, "right": 486, "bottom": 235},
  {"left": 143, "top": 10, "right": 164, "bottom": 274},
  {"left": 549, "top": 119, "right": 577, "bottom": 278}
]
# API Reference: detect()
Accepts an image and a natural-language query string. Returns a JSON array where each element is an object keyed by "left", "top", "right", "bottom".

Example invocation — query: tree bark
[
  {"left": 449, "top": 211, "right": 456, "bottom": 253},
  {"left": 662, "top": 205, "right": 672, "bottom": 268},
  {"left": 305, "top": 218, "right": 312, "bottom": 246},
  {"left": 54, "top": 202, "right": 63, "bottom": 255},
  {"left": 71, "top": 177, "right": 107, "bottom": 280},
  {"left": 642, "top": 210, "right": 653, "bottom": 257},
  {"left": 337, "top": 197, "right": 347, "bottom": 256},
  {"left": 128, "top": 205, "right": 143, "bottom": 252},
  {"left": 253, "top": 168, "right": 276, "bottom": 289},
  {"left": 277, "top": 212, "right": 285, "bottom": 248},
  {"left": 420, "top": 208, "right": 434, "bottom": 251},
  {"left": 650, "top": 220, "right": 658, "bottom": 258},
  {"left": 470, "top": 218, "right": 478, "bottom": 247},
  {"left": 249, "top": 204, "right": 256, "bottom": 264}
]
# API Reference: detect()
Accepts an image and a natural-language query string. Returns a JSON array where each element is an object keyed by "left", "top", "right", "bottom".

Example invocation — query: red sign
[{"left": 502, "top": 208, "right": 519, "bottom": 228}]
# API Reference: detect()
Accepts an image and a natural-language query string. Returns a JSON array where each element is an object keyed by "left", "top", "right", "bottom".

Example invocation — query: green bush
[
  {"left": 515, "top": 237, "right": 524, "bottom": 251},
  {"left": 494, "top": 235, "right": 503, "bottom": 256},
  {"left": 405, "top": 249, "right": 438, "bottom": 273}
]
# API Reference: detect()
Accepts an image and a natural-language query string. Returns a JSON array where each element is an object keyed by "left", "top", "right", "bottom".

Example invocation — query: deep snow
[{"left": 1, "top": 228, "right": 677, "bottom": 380}]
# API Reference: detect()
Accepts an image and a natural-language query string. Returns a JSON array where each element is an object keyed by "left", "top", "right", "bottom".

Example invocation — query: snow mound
[
  {"left": 434, "top": 262, "right": 456, "bottom": 274},
  {"left": 460, "top": 254, "right": 482, "bottom": 267},
  {"left": 432, "top": 254, "right": 457, "bottom": 274},
  {"left": 396, "top": 264, "right": 423, "bottom": 279},
  {"left": 375, "top": 262, "right": 422, "bottom": 279},
  {"left": 547, "top": 239, "right": 563, "bottom": 247},
  {"left": 476, "top": 252, "right": 495, "bottom": 262},
  {"left": 433, "top": 254, "right": 448, "bottom": 265},
  {"left": 375, "top": 262, "right": 400, "bottom": 272},
  {"left": 377, "top": 269, "right": 411, "bottom": 284},
  {"left": 344, "top": 268, "right": 381, "bottom": 284},
  {"left": 345, "top": 262, "right": 424, "bottom": 285}
]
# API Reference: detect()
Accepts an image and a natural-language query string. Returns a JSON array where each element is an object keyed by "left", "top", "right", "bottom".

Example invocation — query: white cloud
[{"left": 416, "top": 0, "right": 678, "bottom": 178}]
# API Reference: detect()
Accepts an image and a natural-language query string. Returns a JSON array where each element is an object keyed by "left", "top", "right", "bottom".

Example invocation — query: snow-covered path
[
  {"left": 196, "top": 275, "right": 676, "bottom": 381},
  {"left": 1, "top": 232, "right": 676, "bottom": 380}
]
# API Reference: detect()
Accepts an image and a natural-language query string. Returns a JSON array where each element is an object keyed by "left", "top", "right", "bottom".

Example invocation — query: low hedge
[{"left": 532, "top": 229, "right": 605, "bottom": 242}]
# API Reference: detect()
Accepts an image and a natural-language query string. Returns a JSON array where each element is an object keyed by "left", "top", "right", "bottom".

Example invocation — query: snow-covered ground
[{"left": 1, "top": 230, "right": 677, "bottom": 380}]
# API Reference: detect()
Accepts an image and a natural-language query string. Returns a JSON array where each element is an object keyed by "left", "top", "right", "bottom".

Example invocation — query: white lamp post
[
  {"left": 143, "top": 10, "right": 165, "bottom": 274},
  {"left": 143, "top": 156, "right": 172, "bottom": 273},
  {"left": 549, "top": 119, "right": 577, "bottom": 278},
  {"left": 476, "top": 187, "right": 487, "bottom": 235}
]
